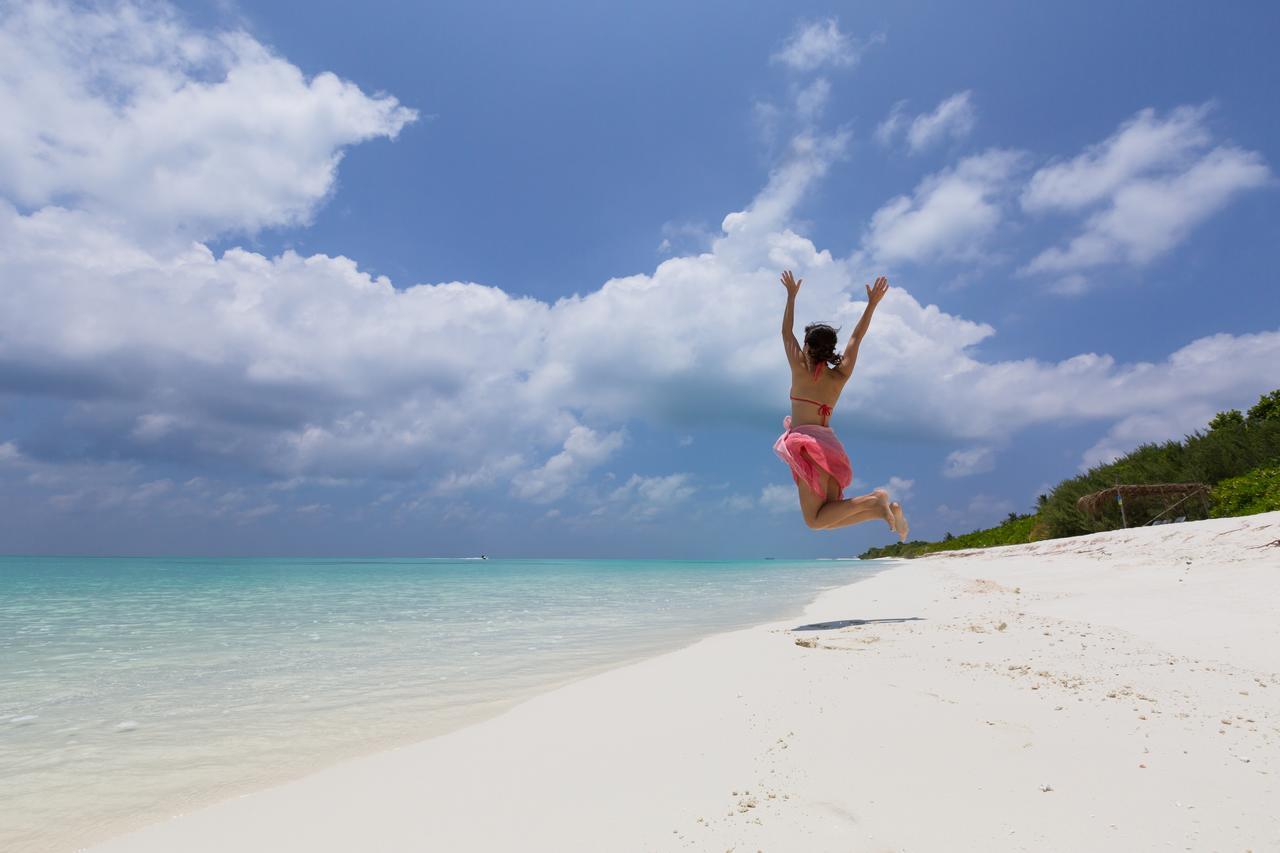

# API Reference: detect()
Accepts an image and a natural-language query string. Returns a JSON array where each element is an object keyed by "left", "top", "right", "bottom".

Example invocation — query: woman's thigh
[
  {"left": 796, "top": 469, "right": 832, "bottom": 522},
  {"left": 824, "top": 469, "right": 842, "bottom": 502}
]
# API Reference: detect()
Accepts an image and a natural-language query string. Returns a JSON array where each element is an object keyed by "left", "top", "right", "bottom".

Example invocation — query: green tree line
[{"left": 860, "top": 389, "right": 1280, "bottom": 559}]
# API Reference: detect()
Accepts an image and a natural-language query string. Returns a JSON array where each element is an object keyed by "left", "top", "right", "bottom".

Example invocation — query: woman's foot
[
  {"left": 873, "top": 488, "right": 897, "bottom": 533},
  {"left": 890, "top": 502, "right": 909, "bottom": 542}
]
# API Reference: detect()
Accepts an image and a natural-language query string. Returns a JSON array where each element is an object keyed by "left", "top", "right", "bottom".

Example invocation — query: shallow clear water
[{"left": 0, "top": 555, "right": 878, "bottom": 851}]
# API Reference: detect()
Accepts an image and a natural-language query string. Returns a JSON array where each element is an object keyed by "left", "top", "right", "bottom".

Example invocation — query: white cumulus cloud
[
  {"left": 877, "top": 476, "right": 916, "bottom": 502},
  {"left": 875, "top": 91, "right": 976, "bottom": 154},
  {"left": 511, "top": 426, "right": 625, "bottom": 504},
  {"left": 1022, "top": 105, "right": 1270, "bottom": 279},
  {"left": 794, "top": 77, "right": 832, "bottom": 123},
  {"left": 942, "top": 447, "right": 996, "bottom": 478},
  {"left": 609, "top": 473, "right": 696, "bottom": 518},
  {"left": 862, "top": 149, "right": 1026, "bottom": 264},
  {"left": 771, "top": 19, "right": 880, "bottom": 72},
  {"left": 0, "top": 1, "right": 416, "bottom": 244},
  {"left": 758, "top": 483, "right": 796, "bottom": 514}
]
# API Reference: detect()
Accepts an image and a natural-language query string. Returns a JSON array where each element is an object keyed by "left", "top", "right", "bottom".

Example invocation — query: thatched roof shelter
[{"left": 1076, "top": 483, "right": 1209, "bottom": 518}]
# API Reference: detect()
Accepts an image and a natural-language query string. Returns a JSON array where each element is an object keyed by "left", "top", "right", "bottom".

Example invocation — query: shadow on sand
[{"left": 792, "top": 617, "right": 924, "bottom": 632}]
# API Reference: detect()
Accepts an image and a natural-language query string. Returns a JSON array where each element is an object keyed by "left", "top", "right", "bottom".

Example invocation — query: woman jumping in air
[{"left": 774, "top": 270, "right": 908, "bottom": 540}]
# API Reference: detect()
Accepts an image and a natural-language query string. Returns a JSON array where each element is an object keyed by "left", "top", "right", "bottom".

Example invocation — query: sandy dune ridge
[{"left": 91, "top": 513, "right": 1280, "bottom": 852}]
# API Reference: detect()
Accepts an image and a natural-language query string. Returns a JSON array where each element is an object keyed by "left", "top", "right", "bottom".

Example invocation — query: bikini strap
[{"left": 789, "top": 395, "right": 833, "bottom": 426}]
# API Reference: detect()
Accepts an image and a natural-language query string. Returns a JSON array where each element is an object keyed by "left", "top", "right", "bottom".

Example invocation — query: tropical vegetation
[{"left": 859, "top": 389, "right": 1280, "bottom": 559}]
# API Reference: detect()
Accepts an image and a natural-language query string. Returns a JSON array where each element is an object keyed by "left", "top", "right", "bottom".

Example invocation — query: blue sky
[{"left": 0, "top": 0, "right": 1277, "bottom": 557}]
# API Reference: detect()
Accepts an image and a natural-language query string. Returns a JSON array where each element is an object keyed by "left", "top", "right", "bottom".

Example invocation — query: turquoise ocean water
[{"left": 0, "top": 556, "right": 879, "bottom": 851}]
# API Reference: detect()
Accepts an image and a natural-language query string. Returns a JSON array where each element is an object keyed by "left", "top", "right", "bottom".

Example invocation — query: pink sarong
[{"left": 773, "top": 416, "right": 853, "bottom": 499}]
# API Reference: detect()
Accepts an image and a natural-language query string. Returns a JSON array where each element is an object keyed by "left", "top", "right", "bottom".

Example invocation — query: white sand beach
[{"left": 90, "top": 512, "right": 1280, "bottom": 852}]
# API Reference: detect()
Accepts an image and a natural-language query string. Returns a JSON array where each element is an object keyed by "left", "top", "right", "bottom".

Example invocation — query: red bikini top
[{"left": 789, "top": 395, "right": 833, "bottom": 426}]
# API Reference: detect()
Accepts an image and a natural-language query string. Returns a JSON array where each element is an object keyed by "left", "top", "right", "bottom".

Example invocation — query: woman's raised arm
[
  {"left": 837, "top": 276, "right": 888, "bottom": 377},
  {"left": 780, "top": 270, "right": 804, "bottom": 367}
]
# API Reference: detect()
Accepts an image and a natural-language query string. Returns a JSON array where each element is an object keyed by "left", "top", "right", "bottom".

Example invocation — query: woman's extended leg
[
  {"left": 796, "top": 473, "right": 897, "bottom": 532},
  {"left": 817, "top": 491, "right": 895, "bottom": 530}
]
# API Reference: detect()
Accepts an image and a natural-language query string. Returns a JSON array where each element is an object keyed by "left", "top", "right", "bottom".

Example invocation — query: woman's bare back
[{"left": 786, "top": 363, "right": 847, "bottom": 427}]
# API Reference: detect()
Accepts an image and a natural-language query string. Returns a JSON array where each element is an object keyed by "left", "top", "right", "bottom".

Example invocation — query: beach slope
[{"left": 92, "top": 513, "right": 1280, "bottom": 852}]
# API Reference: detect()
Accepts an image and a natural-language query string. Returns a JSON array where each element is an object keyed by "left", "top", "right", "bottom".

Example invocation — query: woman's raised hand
[
  {"left": 865, "top": 276, "right": 889, "bottom": 305},
  {"left": 781, "top": 270, "right": 803, "bottom": 295}
]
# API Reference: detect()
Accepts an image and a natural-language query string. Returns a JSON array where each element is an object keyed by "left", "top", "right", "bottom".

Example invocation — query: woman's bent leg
[
  {"left": 795, "top": 472, "right": 831, "bottom": 529},
  {"left": 814, "top": 489, "right": 896, "bottom": 531},
  {"left": 796, "top": 475, "right": 896, "bottom": 532}
]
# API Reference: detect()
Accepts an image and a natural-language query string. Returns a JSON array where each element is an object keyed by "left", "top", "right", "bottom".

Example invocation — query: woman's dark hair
[{"left": 803, "top": 322, "right": 842, "bottom": 368}]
